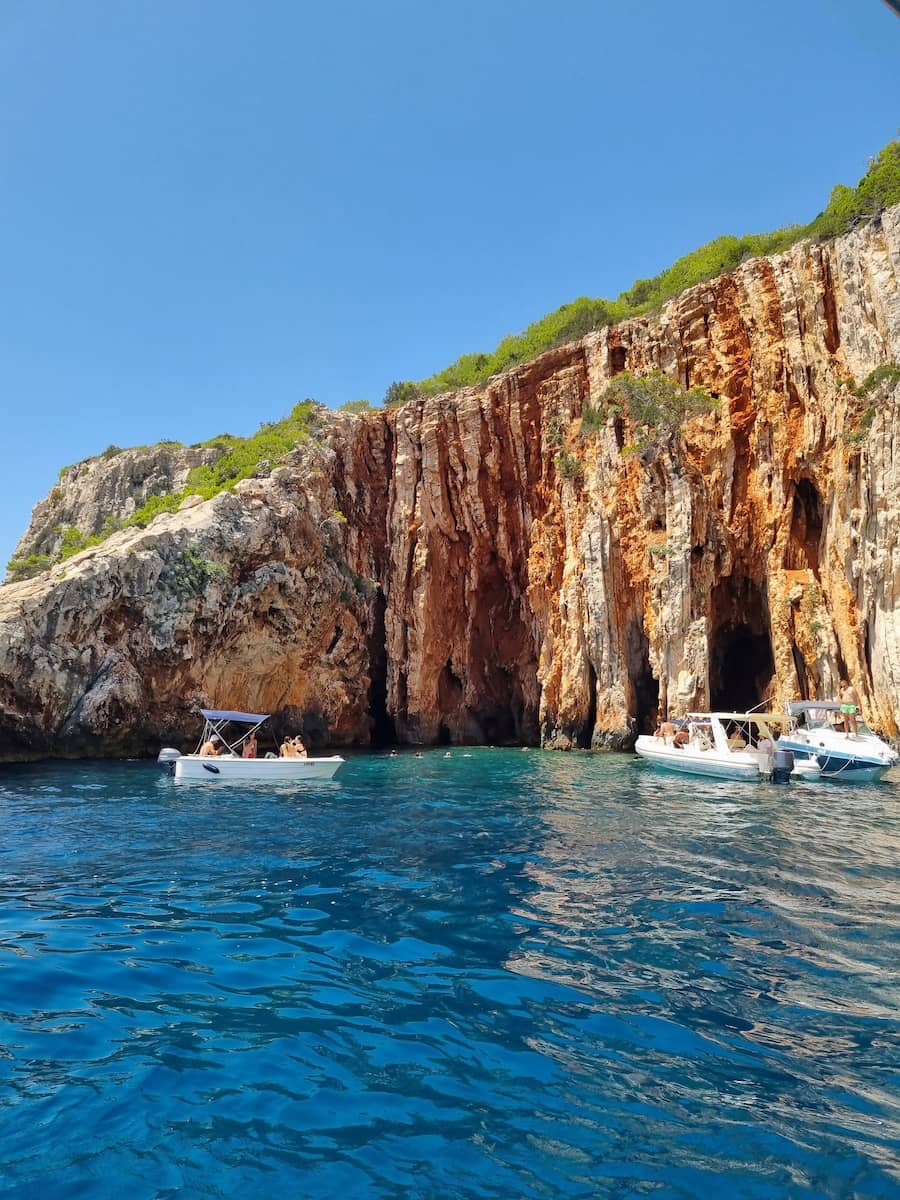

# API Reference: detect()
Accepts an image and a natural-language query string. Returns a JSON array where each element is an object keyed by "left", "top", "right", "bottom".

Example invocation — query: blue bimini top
[{"left": 200, "top": 708, "right": 270, "bottom": 724}]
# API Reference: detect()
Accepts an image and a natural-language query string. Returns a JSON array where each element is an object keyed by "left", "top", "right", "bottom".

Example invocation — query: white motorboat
[
  {"left": 635, "top": 712, "right": 794, "bottom": 782},
  {"left": 158, "top": 708, "right": 344, "bottom": 783},
  {"left": 778, "top": 701, "right": 898, "bottom": 783}
]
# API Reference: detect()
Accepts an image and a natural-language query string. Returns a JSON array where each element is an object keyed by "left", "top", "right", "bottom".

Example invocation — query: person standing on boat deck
[
  {"left": 840, "top": 679, "right": 860, "bottom": 736},
  {"left": 200, "top": 735, "right": 223, "bottom": 757},
  {"left": 242, "top": 732, "right": 257, "bottom": 759}
]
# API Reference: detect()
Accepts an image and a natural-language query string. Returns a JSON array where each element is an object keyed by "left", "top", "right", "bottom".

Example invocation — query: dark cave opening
[
  {"left": 577, "top": 661, "right": 598, "bottom": 748},
  {"left": 709, "top": 577, "right": 774, "bottom": 712},
  {"left": 367, "top": 591, "right": 396, "bottom": 746},
  {"left": 786, "top": 477, "right": 824, "bottom": 572},
  {"left": 466, "top": 663, "right": 532, "bottom": 746},
  {"left": 627, "top": 621, "right": 659, "bottom": 733},
  {"left": 791, "top": 643, "right": 810, "bottom": 702},
  {"left": 479, "top": 707, "right": 520, "bottom": 745},
  {"left": 710, "top": 625, "right": 775, "bottom": 712}
]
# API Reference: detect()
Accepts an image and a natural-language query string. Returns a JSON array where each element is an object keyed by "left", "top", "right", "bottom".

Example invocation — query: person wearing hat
[{"left": 200, "top": 734, "right": 224, "bottom": 757}]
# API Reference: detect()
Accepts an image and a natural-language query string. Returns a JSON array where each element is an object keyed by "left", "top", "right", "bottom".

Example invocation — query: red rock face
[{"left": 1, "top": 211, "right": 899, "bottom": 758}]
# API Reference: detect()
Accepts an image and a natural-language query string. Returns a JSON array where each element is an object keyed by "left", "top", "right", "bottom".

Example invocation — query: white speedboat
[
  {"left": 635, "top": 712, "right": 794, "bottom": 782},
  {"left": 778, "top": 701, "right": 898, "bottom": 782},
  {"left": 158, "top": 708, "right": 344, "bottom": 783}
]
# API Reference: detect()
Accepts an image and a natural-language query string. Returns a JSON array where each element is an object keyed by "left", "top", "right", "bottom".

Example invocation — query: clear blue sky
[{"left": 1, "top": 0, "right": 897, "bottom": 568}]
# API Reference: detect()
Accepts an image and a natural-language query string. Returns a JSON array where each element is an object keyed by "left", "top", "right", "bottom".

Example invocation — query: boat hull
[
  {"left": 173, "top": 754, "right": 344, "bottom": 783},
  {"left": 778, "top": 741, "right": 893, "bottom": 783},
  {"left": 634, "top": 736, "right": 762, "bottom": 781}
]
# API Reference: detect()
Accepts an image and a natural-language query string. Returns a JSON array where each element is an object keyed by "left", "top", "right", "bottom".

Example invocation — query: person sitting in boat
[
  {"left": 200, "top": 735, "right": 224, "bottom": 757},
  {"left": 672, "top": 728, "right": 689, "bottom": 748},
  {"left": 280, "top": 738, "right": 298, "bottom": 758},
  {"left": 656, "top": 721, "right": 676, "bottom": 740},
  {"left": 840, "top": 680, "right": 860, "bottom": 736},
  {"left": 242, "top": 732, "right": 257, "bottom": 759},
  {"left": 292, "top": 736, "right": 308, "bottom": 759}
]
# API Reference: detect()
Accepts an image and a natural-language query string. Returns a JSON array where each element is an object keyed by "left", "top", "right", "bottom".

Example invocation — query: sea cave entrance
[
  {"left": 627, "top": 620, "right": 659, "bottom": 734},
  {"left": 708, "top": 576, "right": 775, "bottom": 713}
]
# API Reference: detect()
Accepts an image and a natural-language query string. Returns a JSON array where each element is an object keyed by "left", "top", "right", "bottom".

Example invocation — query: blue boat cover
[{"left": 200, "top": 708, "right": 269, "bottom": 724}]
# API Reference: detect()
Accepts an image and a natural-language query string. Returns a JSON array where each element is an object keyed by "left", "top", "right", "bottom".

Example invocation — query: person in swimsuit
[{"left": 840, "top": 679, "right": 860, "bottom": 736}]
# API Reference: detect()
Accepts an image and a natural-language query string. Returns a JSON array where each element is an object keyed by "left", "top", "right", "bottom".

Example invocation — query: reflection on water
[{"left": 0, "top": 752, "right": 897, "bottom": 1198}]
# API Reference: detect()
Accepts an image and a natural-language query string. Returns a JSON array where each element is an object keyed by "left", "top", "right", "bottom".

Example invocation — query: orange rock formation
[{"left": 0, "top": 210, "right": 898, "bottom": 758}]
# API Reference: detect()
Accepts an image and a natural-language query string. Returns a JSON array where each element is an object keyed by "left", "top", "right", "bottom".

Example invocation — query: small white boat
[
  {"left": 778, "top": 701, "right": 898, "bottom": 783},
  {"left": 158, "top": 708, "right": 344, "bottom": 783},
  {"left": 635, "top": 712, "right": 794, "bottom": 782}
]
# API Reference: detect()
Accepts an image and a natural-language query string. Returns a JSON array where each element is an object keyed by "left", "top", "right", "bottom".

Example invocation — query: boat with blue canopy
[{"left": 158, "top": 708, "right": 344, "bottom": 783}]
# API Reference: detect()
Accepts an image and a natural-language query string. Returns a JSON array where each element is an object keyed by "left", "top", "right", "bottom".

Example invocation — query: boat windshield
[
  {"left": 802, "top": 707, "right": 838, "bottom": 729},
  {"left": 801, "top": 708, "right": 874, "bottom": 735}
]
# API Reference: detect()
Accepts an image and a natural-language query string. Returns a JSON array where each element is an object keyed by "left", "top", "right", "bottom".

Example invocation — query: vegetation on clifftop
[
  {"left": 6, "top": 402, "right": 321, "bottom": 581},
  {"left": 385, "top": 139, "right": 900, "bottom": 404}
]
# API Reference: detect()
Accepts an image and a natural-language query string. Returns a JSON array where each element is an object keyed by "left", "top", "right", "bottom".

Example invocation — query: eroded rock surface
[
  {"left": 12, "top": 442, "right": 222, "bottom": 565},
  {"left": 2, "top": 210, "right": 899, "bottom": 758}
]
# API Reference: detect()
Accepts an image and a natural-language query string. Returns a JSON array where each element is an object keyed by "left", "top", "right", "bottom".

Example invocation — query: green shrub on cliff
[
  {"left": 5, "top": 554, "right": 52, "bottom": 582},
  {"left": 396, "top": 138, "right": 900, "bottom": 403},
  {"left": 417, "top": 298, "right": 625, "bottom": 398},
  {"left": 585, "top": 372, "right": 719, "bottom": 451},
  {"left": 807, "top": 142, "right": 900, "bottom": 240},
  {"left": 844, "top": 362, "right": 900, "bottom": 444},
  {"left": 383, "top": 380, "right": 421, "bottom": 407},
  {"left": 854, "top": 362, "right": 900, "bottom": 399},
  {"left": 127, "top": 399, "right": 320, "bottom": 525},
  {"left": 184, "top": 400, "right": 318, "bottom": 498},
  {"left": 127, "top": 491, "right": 186, "bottom": 529},
  {"left": 56, "top": 518, "right": 127, "bottom": 560},
  {"left": 14, "top": 402, "right": 322, "bottom": 576},
  {"left": 157, "top": 547, "right": 229, "bottom": 597}
]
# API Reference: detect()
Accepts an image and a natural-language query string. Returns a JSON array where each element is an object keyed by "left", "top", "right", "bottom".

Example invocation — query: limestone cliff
[
  {"left": 1, "top": 209, "right": 899, "bottom": 759},
  {"left": 11, "top": 442, "right": 223, "bottom": 568}
]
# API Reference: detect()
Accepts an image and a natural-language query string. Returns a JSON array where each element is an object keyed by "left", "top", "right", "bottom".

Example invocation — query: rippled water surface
[{"left": 0, "top": 751, "right": 898, "bottom": 1198}]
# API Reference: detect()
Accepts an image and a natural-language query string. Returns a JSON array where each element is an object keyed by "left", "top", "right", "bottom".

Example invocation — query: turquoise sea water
[{"left": 0, "top": 750, "right": 898, "bottom": 1199}]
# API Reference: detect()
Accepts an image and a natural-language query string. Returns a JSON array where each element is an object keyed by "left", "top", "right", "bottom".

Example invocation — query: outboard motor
[
  {"left": 771, "top": 747, "right": 794, "bottom": 784},
  {"left": 157, "top": 748, "right": 182, "bottom": 775}
]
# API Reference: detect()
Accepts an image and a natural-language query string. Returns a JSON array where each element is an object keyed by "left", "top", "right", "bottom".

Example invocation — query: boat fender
[{"left": 202, "top": 762, "right": 221, "bottom": 774}]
